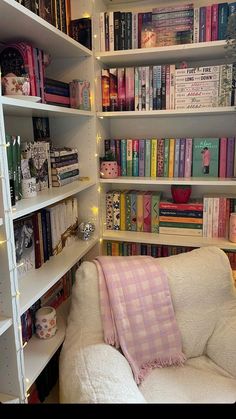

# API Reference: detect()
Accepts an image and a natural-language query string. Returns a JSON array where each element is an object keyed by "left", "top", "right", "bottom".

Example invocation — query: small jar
[{"left": 229, "top": 213, "right": 236, "bottom": 243}]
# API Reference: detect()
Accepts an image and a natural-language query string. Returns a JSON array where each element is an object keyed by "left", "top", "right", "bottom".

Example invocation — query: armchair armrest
[
  {"left": 207, "top": 301, "right": 236, "bottom": 378},
  {"left": 59, "top": 342, "right": 146, "bottom": 403}
]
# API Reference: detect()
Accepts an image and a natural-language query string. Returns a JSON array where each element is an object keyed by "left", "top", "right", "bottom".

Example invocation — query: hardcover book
[
  {"left": 14, "top": 215, "right": 35, "bottom": 279},
  {"left": 192, "top": 138, "right": 219, "bottom": 177}
]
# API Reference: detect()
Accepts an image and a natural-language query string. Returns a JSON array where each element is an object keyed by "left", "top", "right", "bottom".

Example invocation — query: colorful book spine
[
  {"left": 151, "top": 192, "right": 161, "bottom": 233},
  {"left": 143, "top": 192, "right": 151, "bottom": 232},
  {"left": 126, "top": 139, "right": 133, "bottom": 176},
  {"left": 125, "top": 192, "right": 132, "bottom": 231},
  {"left": 164, "top": 138, "right": 170, "bottom": 177},
  {"left": 145, "top": 139, "right": 151, "bottom": 177},
  {"left": 139, "top": 139, "right": 145, "bottom": 177},
  {"left": 226, "top": 137, "right": 235, "bottom": 177},
  {"left": 132, "top": 139, "right": 139, "bottom": 176},
  {"left": 219, "top": 137, "right": 227, "bottom": 178},
  {"left": 120, "top": 191, "right": 126, "bottom": 231},
  {"left": 106, "top": 192, "right": 113, "bottom": 230},
  {"left": 125, "top": 67, "right": 134, "bottom": 111},
  {"left": 136, "top": 192, "right": 144, "bottom": 232},
  {"left": 117, "top": 67, "right": 125, "bottom": 111},
  {"left": 151, "top": 138, "right": 157, "bottom": 177},
  {"left": 112, "top": 191, "right": 120, "bottom": 230},
  {"left": 184, "top": 138, "right": 192, "bottom": 177},
  {"left": 120, "top": 139, "right": 127, "bottom": 176},
  {"left": 157, "top": 138, "right": 164, "bottom": 177},
  {"left": 130, "top": 190, "right": 137, "bottom": 231},
  {"left": 168, "top": 138, "right": 175, "bottom": 177}
]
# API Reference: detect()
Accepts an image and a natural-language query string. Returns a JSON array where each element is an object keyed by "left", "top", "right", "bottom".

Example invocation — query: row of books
[
  {"left": 28, "top": 347, "right": 61, "bottom": 403},
  {"left": 105, "top": 191, "right": 236, "bottom": 238},
  {"left": 16, "top": 0, "right": 71, "bottom": 34},
  {"left": 203, "top": 195, "right": 236, "bottom": 238},
  {"left": 21, "top": 264, "right": 78, "bottom": 345},
  {"left": 16, "top": 1, "right": 92, "bottom": 50},
  {"left": 99, "top": 2, "right": 236, "bottom": 51},
  {"left": 101, "top": 64, "right": 235, "bottom": 112},
  {"left": 45, "top": 77, "right": 91, "bottom": 109},
  {"left": 14, "top": 197, "right": 78, "bottom": 279},
  {"left": 6, "top": 132, "right": 80, "bottom": 205},
  {"left": 104, "top": 137, "right": 236, "bottom": 178},
  {"left": 0, "top": 41, "right": 46, "bottom": 101},
  {"left": 105, "top": 240, "right": 236, "bottom": 272}
]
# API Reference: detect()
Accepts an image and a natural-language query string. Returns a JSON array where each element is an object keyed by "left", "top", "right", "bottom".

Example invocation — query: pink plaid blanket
[{"left": 94, "top": 256, "right": 186, "bottom": 385}]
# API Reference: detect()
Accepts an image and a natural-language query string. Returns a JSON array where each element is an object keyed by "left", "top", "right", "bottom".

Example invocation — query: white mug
[
  {"left": 35, "top": 306, "right": 57, "bottom": 339},
  {"left": 22, "top": 177, "right": 37, "bottom": 199}
]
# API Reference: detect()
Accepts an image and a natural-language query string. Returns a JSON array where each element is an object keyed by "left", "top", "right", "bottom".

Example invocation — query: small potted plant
[
  {"left": 100, "top": 150, "right": 118, "bottom": 179},
  {"left": 171, "top": 184, "right": 192, "bottom": 204}
]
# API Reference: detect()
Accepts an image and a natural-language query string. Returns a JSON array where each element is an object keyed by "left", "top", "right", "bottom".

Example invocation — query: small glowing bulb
[
  {"left": 18, "top": 325, "right": 22, "bottom": 331},
  {"left": 95, "top": 153, "right": 98, "bottom": 157},
  {"left": 25, "top": 378, "right": 29, "bottom": 383},
  {"left": 16, "top": 291, "right": 21, "bottom": 297},
  {"left": 99, "top": 238, "right": 103, "bottom": 243},
  {"left": 97, "top": 56, "right": 101, "bottom": 60},
  {"left": 97, "top": 187, "right": 101, "bottom": 193},
  {"left": 91, "top": 206, "right": 99, "bottom": 216},
  {"left": 94, "top": 34, "right": 97, "bottom": 39},
  {"left": 99, "top": 116, "right": 104, "bottom": 119},
  {"left": 0, "top": 240, "right": 7, "bottom": 245},
  {"left": 22, "top": 342, "right": 27, "bottom": 349}
]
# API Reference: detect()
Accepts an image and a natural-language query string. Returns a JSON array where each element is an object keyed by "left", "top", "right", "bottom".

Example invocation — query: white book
[
  {"left": 184, "top": 138, "right": 193, "bottom": 178},
  {"left": 212, "top": 197, "right": 220, "bottom": 238},
  {"left": 207, "top": 197, "right": 213, "bottom": 238},
  {"left": 135, "top": 67, "right": 139, "bottom": 111},
  {"left": 175, "top": 74, "right": 220, "bottom": 83},
  {"left": 99, "top": 12, "right": 105, "bottom": 52},
  {"left": 109, "top": 11, "right": 114, "bottom": 51}
]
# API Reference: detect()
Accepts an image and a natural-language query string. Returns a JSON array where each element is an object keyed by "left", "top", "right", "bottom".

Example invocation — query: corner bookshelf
[
  {"left": 0, "top": 0, "right": 99, "bottom": 403},
  {"left": 94, "top": 0, "right": 236, "bottom": 253}
]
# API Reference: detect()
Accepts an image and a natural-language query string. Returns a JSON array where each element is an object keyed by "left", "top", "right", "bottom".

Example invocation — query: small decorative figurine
[{"left": 78, "top": 221, "right": 95, "bottom": 240}]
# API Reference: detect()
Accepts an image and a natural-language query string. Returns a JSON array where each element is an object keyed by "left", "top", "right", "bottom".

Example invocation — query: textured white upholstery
[{"left": 59, "top": 247, "right": 236, "bottom": 403}]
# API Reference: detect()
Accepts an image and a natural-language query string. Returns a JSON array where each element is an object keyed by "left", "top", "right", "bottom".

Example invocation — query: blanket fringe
[{"left": 135, "top": 352, "right": 187, "bottom": 385}]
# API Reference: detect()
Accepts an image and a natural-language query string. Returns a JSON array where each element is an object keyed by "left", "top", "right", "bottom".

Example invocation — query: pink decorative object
[
  {"left": 171, "top": 185, "right": 192, "bottom": 203},
  {"left": 2, "top": 73, "right": 30, "bottom": 96},
  {"left": 100, "top": 161, "right": 118, "bottom": 179},
  {"left": 229, "top": 213, "right": 236, "bottom": 243}
]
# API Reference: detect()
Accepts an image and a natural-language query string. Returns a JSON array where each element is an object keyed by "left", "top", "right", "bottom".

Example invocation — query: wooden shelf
[
  {"left": 1, "top": 96, "right": 94, "bottom": 118},
  {"left": 12, "top": 179, "right": 95, "bottom": 220},
  {"left": 102, "top": 230, "right": 236, "bottom": 251},
  {"left": 96, "top": 41, "right": 227, "bottom": 66},
  {"left": 19, "top": 237, "right": 98, "bottom": 315},
  {"left": 0, "top": 0, "right": 92, "bottom": 59},
  {"left": 100, "top": 177, "right": 236, "bottom": 186},
  {"left": 0, "top": 316, "right": 12, "bottom": 336},
  {"left": 97, "top": 107, "right": 236, "bottom": 119},
  {"left": 24, "top": 300, "right": 70, "bottom": 391}
]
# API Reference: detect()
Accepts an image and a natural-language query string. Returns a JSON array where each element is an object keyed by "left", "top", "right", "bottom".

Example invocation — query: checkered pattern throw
[{"left": 94, "top": 256, "right": 186, "bottom": 384}]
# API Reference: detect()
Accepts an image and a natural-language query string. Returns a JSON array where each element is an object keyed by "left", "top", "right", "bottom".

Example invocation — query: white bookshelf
[
  {"left": 0, "top": 392, "right": 19, "bottom": 403},
  {"left": 103, "top": 230, "right": 236, "bottom": 251},
  {"left": 0, "top": 0, "right": 92, "bottom": 59},
  {"left": 12, "top": 180, "right": 95, "bottom": 220},
  {"left": 96, "top": 40, "right": 227, "bottom": 66},
  {"left": 96, "top": 0, "right": 236, "bottom": 257},
  {"left": 100, "top": 177, "right": 236, "bottom": 186},
  {"left": 24, "top": 299, "right": 70, "bottom": 391},
  {"left": 0, "top": 218, "right": 3, "bottom": 226},
  {"left": 0, "top": 316, "right": 12, "bottom": 336},
  {"left": 1, "top": 96, "right": 95, "bottom": 118},
  {"left": 19, "top": 237, "right": 98, "bottom": 315},
  {"left": 0, "top": 0, "right": 99, "bottom": 403}
]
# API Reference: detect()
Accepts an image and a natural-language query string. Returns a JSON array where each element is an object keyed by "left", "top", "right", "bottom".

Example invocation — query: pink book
[
  {"left": 143, "top": 192, "right": 152, "bottom": 232},
  {"left": 205, "top": 5, "right": 212, "bottom": 41},
  {"left": 131, "top": 243, "right": 137, "bottom": 255},
  {"left": 211, "top": 4, "right": 219, "bottom": 41},
  {"left": 184, "top": 138, "right": 192, "bottom": 177},
  {"left": 125, "top": 67, "right": 134, "bottom": 111},
  {"left": 218, "top": 197, "right": 227, "bottom": 237},
  {"left": 219, "top": 137, "right": 227, "bottom": 178},
  {"left": 117, "top": 68, "right": 125, "bottom": 111},
  {"left": 45, "top": 93, "right": 70, "bottom": 105}
]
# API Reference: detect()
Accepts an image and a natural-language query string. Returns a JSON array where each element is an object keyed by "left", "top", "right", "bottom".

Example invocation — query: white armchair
[{"left": 59, "top": 246, "right": 236, "bottom": 403}]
